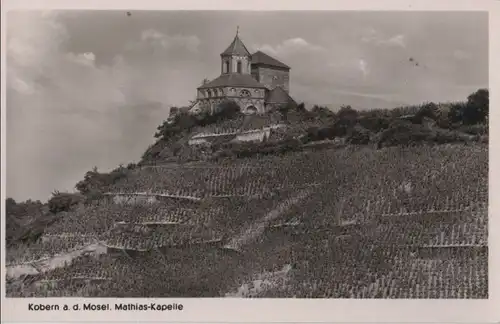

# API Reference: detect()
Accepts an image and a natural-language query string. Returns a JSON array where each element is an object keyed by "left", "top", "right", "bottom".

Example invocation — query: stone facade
[
  {"left": 196, "top": 87, "right": 266, "bottom": 114},
  {"left": 251, "top": 66, "right": 290, "bottom": 93}
]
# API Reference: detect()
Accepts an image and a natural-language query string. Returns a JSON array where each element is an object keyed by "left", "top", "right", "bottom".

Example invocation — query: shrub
[
  {"left": 304, "top": 125, "right": 337, "bottom": 142},
  {"left": 390, "top": 105, "right": 421, "bottom": 119},
  {"left": 75, "top": 166, "right": 128, "bottom": 197},
  {"left": 126, "top": 163, "right": 137, "bottom": 170},
  {"left": 377, "top": 120, "right": 435, "bottom": 148},
  {"left": 296, "top": 102, "right": 306, "bottom": 112},
  {"left": 414, "top": 102, "right": 440, "bottom": 123},
  {"left": 311, "top": 105, "right": 335, "bottom": 121},
  {"left": 5, "top": 199, "right": 47, "bottom": 246},
  {"left": 458, "top": 124, "right": 488, "bottom": 136},
  {"left": 448, "top": 102, "right": 467, "bottom": 124},
  {"left": 331, "top": 119, "right": 351, "bottom": 137},
  {"left": 5, "top": 198, "right": 44, "bottom": 220},
  {"left": 212, "top": 138, "right": 303, "bottom": 160},
  {"left": 276, "top": 102, "right": 299, "bottom": 121},
  {"left": 377, "top": 120, "right": 470, "bottom": 148},
  {"left": 444, "top": 89, "right": 488, "bottom": 126},
  {"left": 153, "top": 100, "right": 243, "bottom": 144},
  {"left": 48, "top": 191, "right": 84, "bottom": 214},
  {"left": 347, "top": 125, "right": 371, "bottom": 145},
  {"left": 337, "top": 105, "right": 358, "bottom": 125},
  {"left": 358, "top": 115, "right": 392, "bottom": 133},
  {"left": 210, "top": 100, "right": 242, "bottom": 121}
]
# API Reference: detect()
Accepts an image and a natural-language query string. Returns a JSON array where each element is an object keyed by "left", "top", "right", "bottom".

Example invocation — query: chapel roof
[
  {"left": 221, "top": 32, "right": 251, "bottom": 57},
  {"left": 251, "top": 51, "right": 290, "bottom": 69},
  {"left": 265, "top": 86, "right": 296, "bottom": 104},
  {"left": 198, "top": 73, "right": 267, "bottom": 89}
]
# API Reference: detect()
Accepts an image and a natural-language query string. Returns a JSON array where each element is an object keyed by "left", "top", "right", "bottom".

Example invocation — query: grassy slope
[{"left": 6, "top": 143, "right": 488, "bottom": 298}]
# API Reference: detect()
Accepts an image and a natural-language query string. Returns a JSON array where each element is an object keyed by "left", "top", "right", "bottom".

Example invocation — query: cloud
[
  {"left": 5, "top": 11, "right": 488, "bottom": 201},
  {"left": 6, "top": 12, "right": 203, "bottom": 201},
  {"left": 358, "top": 59, "right": 369, "bottom": 77},
  {"left": 384, "top": 34, "right": 406, "bottom": 47},
  {"left": 253, "top": 37, "right": 324, "bottom": 57},
  {"left": 66, "top": 51, "right": 96, "bottom": 67},
  {"left": 331, "top": 88, "right": 398, "bottom": 102},
  {"left": 9, "top": 77, "right": 36, "bottom": 95},
  {"left": 133, "top": 29, "right": 201, "bottom": 53},
  {"left": 141, "top": 29, "right": 164, "bottom": 40},
  {"left": 361, "top": 28, "right": 406, "bottom": 48}
]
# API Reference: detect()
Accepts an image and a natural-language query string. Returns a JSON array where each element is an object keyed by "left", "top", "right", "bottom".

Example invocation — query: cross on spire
[{"left": 221, "top": 26, "right": 250, "bottom": 56}]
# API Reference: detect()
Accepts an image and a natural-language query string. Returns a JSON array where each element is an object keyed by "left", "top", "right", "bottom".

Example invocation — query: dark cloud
[{"left": 6, "top": 10, "right": 488, "bottom": 201}]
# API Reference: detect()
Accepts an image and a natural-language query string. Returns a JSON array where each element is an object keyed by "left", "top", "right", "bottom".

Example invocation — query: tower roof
[
  {"left": 251, "top": 51, "right": 290, "bottom": 70},
  {"left": 221, "top": 30, "right": 251, "bottom": 57}
]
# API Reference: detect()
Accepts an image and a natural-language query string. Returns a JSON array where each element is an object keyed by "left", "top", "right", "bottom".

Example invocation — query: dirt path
[
  {"left": 222, "top": 187, "right": 318, "bottom": 297},
  {"left": 6, "top": 243, "right": 107, "bottom": 279},
  {"left": 223, "top": 188, "right": 313, "bottom": 252}
]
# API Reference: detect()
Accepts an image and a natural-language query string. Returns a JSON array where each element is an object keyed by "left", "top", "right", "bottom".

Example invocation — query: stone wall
[
  {"left": 234, "top": 129, "right": 271, "bottom": 142},
  {"left": 252, "top": 66, "right": 290, "bottom": 93}
]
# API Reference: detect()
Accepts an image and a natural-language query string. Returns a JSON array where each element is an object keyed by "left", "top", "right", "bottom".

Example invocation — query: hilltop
[{"left": 5, "top": 89, "right": 489, "bottom": 298}]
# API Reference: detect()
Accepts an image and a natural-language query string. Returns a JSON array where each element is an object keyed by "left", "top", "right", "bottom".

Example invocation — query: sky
[{"left": 6, "top": 10, "right": 488, "bottom": 201}]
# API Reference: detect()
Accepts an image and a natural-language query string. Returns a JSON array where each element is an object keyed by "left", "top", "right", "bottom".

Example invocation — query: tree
[
  {"left": 295, "top": 102, "right": 306, "bottom": 112},
  {"left": 463, "top": 89, "right": 489, "bottom": 125},
  {"left": 214, "top": 100, "right": 241, "bottom": 119},
  {"left": 48, "top": 191, "right": 84, "bottom": 214},
  {"left": 170, "top": 106, "right": 179, "bottom": 115},
  {"left": 6, "top": 197, "right": 16, "bottom": 210},
  {"left": 337, "top": 105, "right": 358, "bottom": 124},
  {"left": 75, "top": 166, "right": 128, "bottom": 197},
  {"left": 347, "top": 125, "right": 371, "bottom": 145},
  {"left": 415, "top": 102, "right": 439, "bottom": 122},
  {"left": 448, "top": 102, "right": 466, "bottom": 125},
  {"left": 311, "top": 105, "right": 335, "bottom": 120}
]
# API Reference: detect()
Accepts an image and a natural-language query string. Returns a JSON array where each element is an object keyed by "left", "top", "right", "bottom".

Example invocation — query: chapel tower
[{"left": 220, "top": 27, "right": 252, "bottom": 75}]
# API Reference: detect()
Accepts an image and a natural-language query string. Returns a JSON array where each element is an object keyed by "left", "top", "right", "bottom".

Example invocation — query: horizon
[{"left": 6, "top": 10, "right": 488, "bottom": 201}]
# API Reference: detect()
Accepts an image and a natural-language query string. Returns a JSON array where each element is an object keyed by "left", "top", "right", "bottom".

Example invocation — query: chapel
[{"left": 189, "top": 29, "right": 296, "bottom": 116}]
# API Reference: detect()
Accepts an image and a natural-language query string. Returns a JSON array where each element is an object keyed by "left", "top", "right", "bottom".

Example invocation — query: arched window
[
  {"left": 207, "top": 90, "right": 212, "bottom": 98},
  {"left": 225, "top": 61, "right": 230, "bottom": 73},
  {"left": 237, "top": 61, "right": 242, "bottom": 73},
  {"left": 240, "top": 89, "right": 251, "bottom": 97}
]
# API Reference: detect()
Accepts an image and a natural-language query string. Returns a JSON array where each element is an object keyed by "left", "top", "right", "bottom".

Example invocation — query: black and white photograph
[{"left": 4, "top": 7, "right": 490, "bottom": 301}]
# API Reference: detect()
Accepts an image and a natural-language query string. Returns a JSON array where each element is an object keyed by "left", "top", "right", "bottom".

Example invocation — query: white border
[{"left": 1, "top": 0, "right": 499, "bottom": 323}]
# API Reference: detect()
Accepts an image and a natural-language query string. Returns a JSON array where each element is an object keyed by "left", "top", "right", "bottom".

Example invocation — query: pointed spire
[{"left": 221, "top": 28, "right": 250, "bottom": 57}]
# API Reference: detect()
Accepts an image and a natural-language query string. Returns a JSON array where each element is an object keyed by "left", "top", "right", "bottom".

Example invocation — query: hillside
[{"left": 5, "top": 90, "right": 489, "bottom": 298}]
